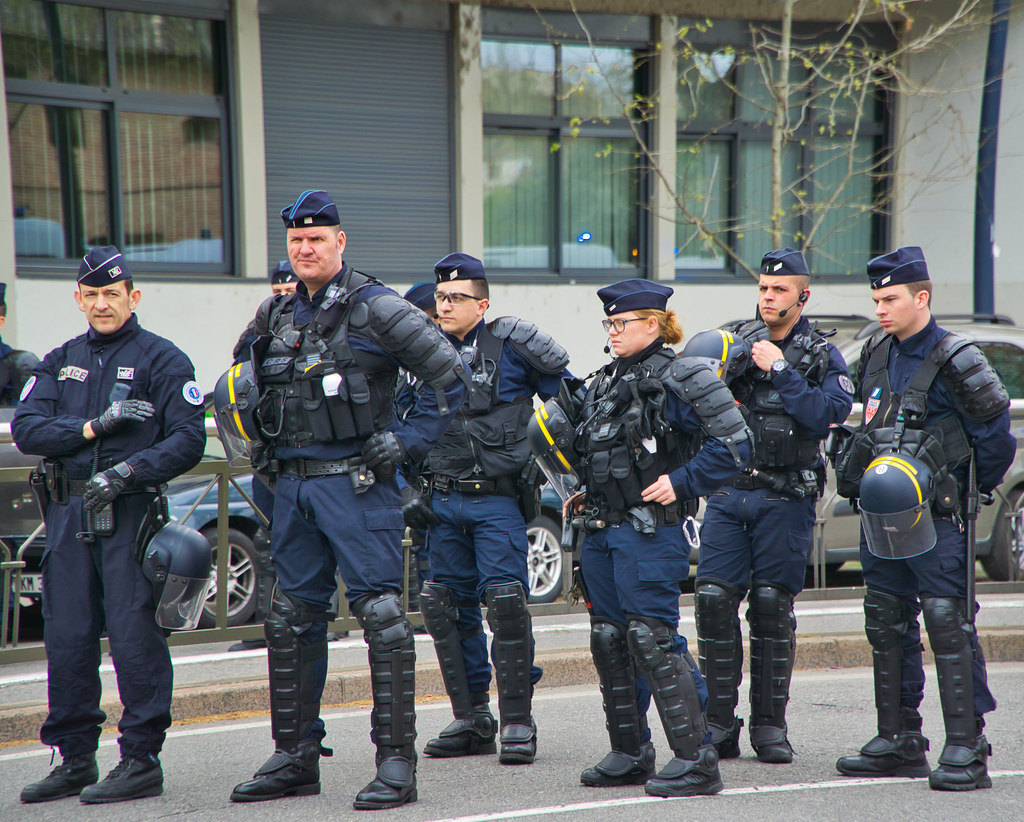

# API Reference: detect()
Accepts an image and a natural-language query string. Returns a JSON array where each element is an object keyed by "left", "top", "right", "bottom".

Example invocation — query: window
[
  {"left": 482, "top": 39, "right": 641, "bottom": 275},
  {"left": 674, "top": 24, "right": 890, "bottom": 278},
  {"left": 3, "top": 1, "right": 229, "bottom": 268}
]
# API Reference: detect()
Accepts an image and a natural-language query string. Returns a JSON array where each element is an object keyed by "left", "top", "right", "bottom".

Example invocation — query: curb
[{"left": 4, "top": 629, "right": 1024, "bottom": 747}]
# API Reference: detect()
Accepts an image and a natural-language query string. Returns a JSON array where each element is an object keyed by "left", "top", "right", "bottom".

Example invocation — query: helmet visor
[
  {"left": 528, "top": 403, "right": 580, "bottom": 503},
  {"left": 861, "top": 502, "right": 937, "bottom": 559},
  {"left": 154, "top": 574, "right": 214, "bottom": 630},
  {"left": 214, "top": 403, "right": 254, "bottom": 467}
]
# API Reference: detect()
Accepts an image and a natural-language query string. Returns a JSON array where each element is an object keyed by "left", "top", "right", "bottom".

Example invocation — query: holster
[
  {"left": 40, "top": 458, "right": 69, "bottom": 505},
  {"left": 29, "top": 461, "right": 50, "bottom": 519}
]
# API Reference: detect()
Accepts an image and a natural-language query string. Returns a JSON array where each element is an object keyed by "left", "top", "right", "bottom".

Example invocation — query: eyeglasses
[
  {"left": 434, "top": 290, "right": 481, "bottom": 306},
  {"left": 602, "top": 317, "right": 645, "bottom": 334}
]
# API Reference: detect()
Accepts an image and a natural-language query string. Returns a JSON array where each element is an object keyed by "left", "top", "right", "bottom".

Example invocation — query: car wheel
[
  {"left": 198, "top": 526, "right": 259, "bottom": 628},
  {"left": 982, "top": 486, "right": 1024, "bottom": 582},
  {"left": 527, "top": 515, "right": 563, "bottom": 604}
]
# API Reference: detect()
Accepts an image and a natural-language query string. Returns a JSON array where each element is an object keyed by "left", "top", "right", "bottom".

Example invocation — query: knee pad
[
  {"left": 694, "top": 580, "right": 742, "bottom": 639},
  {"left": 419, "top": 581, "right": 458, "bottom": 638},
  {"left": 921, "top": 597, "right": 970, "bottom": 655},
  {"left": 625, "top": 616, "right": 673, "bottom": 673},
  {"left": 484, "top": 583, "right": 529, "bottom": 638},
  {"left": 747, "top": 583, "right": 795, "bottom": 639},
  {"left": 353, "top": 591, "right": 413, "bottom": 653},
  {"left": 864, "top": 589, "right": 910, "bottom": 652},
  {"left": 590, "top": 619, "right": 630, "bottom": 671},
  {"left": 264, "top": 590, "right": 330, "bottom": 647}
]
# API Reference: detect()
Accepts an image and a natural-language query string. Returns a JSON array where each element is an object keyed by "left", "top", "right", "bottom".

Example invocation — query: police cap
[
  {"left": 270, "top": 260, "right": 298, "bottom": 285},
  {"left": 761, "top": 247, "right": 809, "bottom": 277},
  {"left": 435, "top": 252, "right": 486, "bottom": 283},
  {"left": 868, "top": 246, "right": 929, "bottom": 290},
  {"left": 77, "top": 246, "right": 132, "bottom": 287},
  {"left": 404, "top": 282, "right": 437, "bottom": 313},
  {"left": 280, "top": 190, "right": 340, "bottom": 229},
  {"left": 597, "top": 279, "right": 673, "bottom": 315}
]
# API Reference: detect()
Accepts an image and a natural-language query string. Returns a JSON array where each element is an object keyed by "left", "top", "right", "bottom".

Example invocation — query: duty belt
[
  {"left": 42, "top": 460, "right": 160, "bottom": 505},
  {"left": 431, "top": 474, "right": 518, "bottom": 498},
  {"left": 281, "top": 457, "right": 366, "bottom": 479},
  {"left": 732, "top": 466, "right": 820, "bottom": 500},
  {"left": 598, "top": 502, "right": 680, "bottom": 533}
]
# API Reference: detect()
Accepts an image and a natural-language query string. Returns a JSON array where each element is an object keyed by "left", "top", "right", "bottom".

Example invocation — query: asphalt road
[{"left": 3, "top": 663, "right": 1024, "bottom": 821}]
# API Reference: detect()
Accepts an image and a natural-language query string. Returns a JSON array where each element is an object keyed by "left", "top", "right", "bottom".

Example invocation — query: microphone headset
[
  {"left": 777, "top": 290, "right": 809, "bottom": 319},
  {"left": 604, "top": 340, "right": 611, "bottom": 354}
]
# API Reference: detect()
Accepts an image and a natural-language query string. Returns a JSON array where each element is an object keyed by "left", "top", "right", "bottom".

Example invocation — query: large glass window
[
  {"left": 482, "top": 39, "right": 640, "bottom": 275},
  {"left": 675, "top": 29, "right": 889, "bottom": 277},
  {"left": 3, "top": 1, "right": 229, "bottom": 268}
]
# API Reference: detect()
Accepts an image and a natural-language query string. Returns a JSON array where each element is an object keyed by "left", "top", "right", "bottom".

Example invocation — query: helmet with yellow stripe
[
  {"left": 859, "top": 451, "right": 937, "bottom": 559},
  {"left": 212, "top": 361, "right": 261, "bottom": 466},
  {"left": 527, "top": 398, "right": 581, "bottom": 503}
]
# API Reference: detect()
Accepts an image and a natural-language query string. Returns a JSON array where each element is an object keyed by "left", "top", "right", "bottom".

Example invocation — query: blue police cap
[
  {"left": 434, "top": 252, "right": 486, "bottom": 283},
  {"left": 0, "top": 283, "right": 6, "bottom": 305},
  {"left": 761, "top": 247, "right": 809, "bottom": 277},
  {"left": 867, "top": 246, "right": 929, "bottom": 290},
  {"left": 597, "top": 279, "right": 674, "bottom": 315},
  {"left": 404, "top": 282, "right": 437, "bottom": 313},
  {"left": 270, "top": 260, "right": 298, "bottom": 284},
  {"left": 77, "top": 246, "right": 132, "bottom": 287},
  {"left": 280, "top": 190, "right": 340, "bottom": 229}
]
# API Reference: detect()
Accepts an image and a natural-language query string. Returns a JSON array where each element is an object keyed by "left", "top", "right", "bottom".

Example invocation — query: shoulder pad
[
  {"left": 253, "top": 293, "right": 290, "bottom": 335},
  {"left": 358, "top": 291, "right": 468, "bottom": 390},
  {"left": 938, "top": 336, "right": 1010, "bottom": 422},
  {"left": 664, "top": 358, "right": 751, "bottom": 466},
  {"left": 488, "top": 316, "right": 569, "bottom": 375}
]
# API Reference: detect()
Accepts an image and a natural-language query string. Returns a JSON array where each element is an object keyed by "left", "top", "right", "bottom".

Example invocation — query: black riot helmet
[
  {"left": 140, "top": 522, "right": 214, "bottom": 630},
  {"left": 213, "top": 361, "right": 260, "bottom": 466},
  {"left": 679, "top": 328, "right": 754, "bottom": 384},
  {"left": 527, "top": 398, "right": 581, "bottom": 503},
  {"left": 859, "top": 452, "right": 937, "bottom": 559}
]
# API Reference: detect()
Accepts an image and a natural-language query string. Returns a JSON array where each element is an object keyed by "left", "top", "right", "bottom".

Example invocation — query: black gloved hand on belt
[{"left": 360, "top": 432, "right": 407, "bottom": 480}]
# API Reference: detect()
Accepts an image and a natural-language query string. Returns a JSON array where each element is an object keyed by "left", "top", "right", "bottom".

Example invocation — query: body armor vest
[
  {"left": 576, "top": 347, "right": 699, "bottom": 514},
  {"left": 427, "top": 323, "right": 533, "bottom": 481},
  {"left": 252, "top": 275, "right": 397, "bottom": 449},
  {"left": 725, "top": 319, "right": 830, "bottom": 470}
]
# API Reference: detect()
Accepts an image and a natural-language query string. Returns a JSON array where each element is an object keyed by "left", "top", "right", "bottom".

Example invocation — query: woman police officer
[{"left": 558, "top": 280, "right": 751, "bottom": 797}]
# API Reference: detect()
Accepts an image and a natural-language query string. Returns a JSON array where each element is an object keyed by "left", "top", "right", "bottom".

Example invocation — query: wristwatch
[{"left": 770, "top": 358, "right": 789, "bottom": 375}]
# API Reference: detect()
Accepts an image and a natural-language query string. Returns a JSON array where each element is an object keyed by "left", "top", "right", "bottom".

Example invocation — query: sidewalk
[{"left": 3, "top": 594, "right": 1023, "bottom": 746}]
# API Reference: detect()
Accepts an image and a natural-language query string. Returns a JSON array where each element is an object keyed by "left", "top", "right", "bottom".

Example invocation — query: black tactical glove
[
  {"left": 360, "top": 432, "right": 407, "bottom": 480},
  {"left": 402, "top": 485, "right": 439, "bottom": 530},
  {"left": 83, "top": 462, "right": 135, "bottom": 512},
  {"left": 90, "top": 399, "right": 155, "bottom": 437}
]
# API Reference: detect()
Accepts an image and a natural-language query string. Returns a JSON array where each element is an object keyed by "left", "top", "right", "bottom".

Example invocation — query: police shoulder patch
[
  {"left": 19, "top": 375, "right": 36, "bottom": 402},
  {"left": 838, "top": 374, "right": 855, "bottom": 395},
  {"left": 182, "top": 381, "right": 204, "bottom": 406}
]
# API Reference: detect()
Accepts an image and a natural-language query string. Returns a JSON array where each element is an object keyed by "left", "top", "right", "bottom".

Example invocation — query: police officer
[
  {"left": 229, "top": 191, "right": 467, "bottom": 810},
  {"left": 13, "top": 247, "right": 206, "bottom": 804},
  {"left": 232, "top": 260, "right": 300, "bottom": 364},
  {"left": 0, "top": 282, "right": 40, "bottom": 405},
  {"left": 834, "top": 247, "right": 1015, "bottom": 791},
  {"left": 409, "top": 253, "right": 569, "bottom": 766},
  {"left": 570, "top": 279, "right": 751, "bottom": 797},
  {"left": 693, "top": 248, "right": 854, "bottom": 763}
]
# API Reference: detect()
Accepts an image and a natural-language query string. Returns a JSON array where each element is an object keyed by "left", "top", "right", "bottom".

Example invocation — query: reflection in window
[
  {"left": 980, "top": 342, "right": 1024, "bottom": 400},
  {"left": 3, "top": 1, "right": 228, "bottom": 267},
  {"left": 1, "top": 0, "right": 107, "bottom": 85},
  {"left": 120, "top": 113, "right": 223, "bottom": 262},
  {"left": 9, "top": 103, "right": 108, "bottom": 258},
  {"left": 483, "top": 135, "right": 553, "bottom": 269},
  {"left": 482, "top": 41, "right": 555, "bottom": 116},
  {"left": 562, "top": 138, "right": 637, "bottom": 269},
  {"left": 676, "top": 140, "right": 729, "bottom": 269},
  {"left": 562, "top": 46, "right": 635, "bottom": 120}
]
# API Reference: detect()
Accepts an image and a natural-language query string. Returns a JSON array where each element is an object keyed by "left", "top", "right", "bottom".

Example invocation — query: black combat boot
[
  {"left": 708, "top": 717, "right": 743, "bottom": 760},
  {"left": 836, "top": 707, "right": 930, "bottom": 778},
  {"left": 645, "top": 745, "right": 723, "bottom": 798},
  {"left": 695, "top": 581, "right": 744, "bottom": 760},
  {"left": 581, "top": 742, "right": 656, "bottom": 787},
  {"left": 78, "top": 753, "right": 163, "bottom": 804},
  {"left": 486, "top": 584, "right": 537, "bottom": 765},
  {"left": 353, "top": 748, "right": 417, "bottom": 810},
  {"left": 230, "top": 739, "right": 330, "bottom": 801},
  {"left": 929, "top": 729, "right": 992, "bottom": 792},
  {"left": 748, "top": 585, "right": 796, "bottom": 764},
  {"left": 424, "top": 692, "right": 497, "bottom": 757},
  {"left": 20, "top": 752, "right": 99, "bottom": 803}
]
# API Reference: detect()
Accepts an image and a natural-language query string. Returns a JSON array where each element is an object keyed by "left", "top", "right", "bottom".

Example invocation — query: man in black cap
[
  {"left": 229, "top": 191, "right": 467, "bottom": 810},
  {"left": 13, "top": 246, "right": 206, "bottom": 804},
  {"left": 690, "top": 248, "right": 854, "bottom": 763},
  {"left": 0, "top": 283, "right": 40, "bottom": 405},
  {"left": 834, "top": 246, "right": 1015, "bottom": 791},
  {"left": 410, "top": 252, "right": 571, "bottom": 767}
]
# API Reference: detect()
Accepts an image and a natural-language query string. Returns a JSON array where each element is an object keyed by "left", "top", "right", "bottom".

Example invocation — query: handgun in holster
[{"left": 29, "top": 460, "right": 51, "bottom": 519}]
